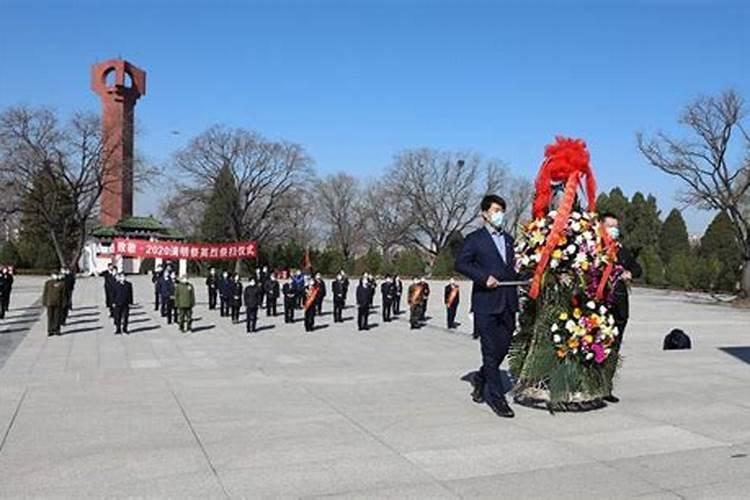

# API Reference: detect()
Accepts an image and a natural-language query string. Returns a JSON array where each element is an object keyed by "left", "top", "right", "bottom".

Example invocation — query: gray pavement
[{"left": 1, "top": 275, "right": 749, "bottom": 498}]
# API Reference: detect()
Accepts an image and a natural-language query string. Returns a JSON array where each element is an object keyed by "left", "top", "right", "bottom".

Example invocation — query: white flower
[
  {"left": 551, "top": 323, "right": 559, "bottom": 332},
  {"left": 566, "top": 244, "right": 577, "bottom": 254},
  {"left": 548, "top": 210, "right": 558, "bottom": 218},
  {"left": 550, "top": 259, "right": 559, "bottom": 269},
  {"left": 575, "top": 235, "right": 583, "bottom": 244},
  {"left": 572, "top": 212, "right": 582, "bottom": 220},
  {"left": 553, "top": 334, "right": 562, "bottom": 343},
  {"left": 585, "top": 352, "right": 594, "bottom": 360},
  {"left": 565, "top": 320, "right": 576, "bottom": 332},
  {"left": 599, "top": 305, "right": 607, "bottom": 315},
  {"left": 586, "top": 301, "right": 596, "bottom": 310},
  {"left": 571, "top": 221, "right": 581, "bottom": 232}
]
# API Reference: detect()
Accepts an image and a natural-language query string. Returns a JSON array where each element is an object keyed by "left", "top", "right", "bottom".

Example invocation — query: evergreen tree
[
  {"left": 637, "top": 244, "right": 666, "bottom": 286},
  {"left": 355, "top": 247, "right": 383, "bottom": 276},
  {"left": 394, "top": 248, "right": 426, "bottom": 277},
  {"left": 605, "top": 188, "right": 629, "bottom": 219},
  {"left": 699, "top": 211, "right": 742, "bottom": 291},
  {"left": 623, "top": 192, "right": 661, "bottom": 252},
  {"left": 595, "top": 192, "right": 610, "bottom": 214},
  {"left": 200, "top": 165, "right": 240, "bottom": 242},
  {"left": 658, "top": 208, "right": 690, "bottom": 263},
  {"left": 692, "top": 254, "right": 722, "bottom": 291},
  {"left": 666, "top": 251, "right": 693, "bottom": 289}
]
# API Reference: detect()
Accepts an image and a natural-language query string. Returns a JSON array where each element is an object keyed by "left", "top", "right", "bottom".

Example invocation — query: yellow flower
[
  {"left": 581, "top": 261, "right": 589, "bottom": 271},
  {"left": 573, "top": 308, "right": 582, "bottom": 319},
  {"left": 567, "top": 338, "right": 580, "bottom": 349},
  {"left": 583, "top": 334, "right": 593, "bottom": 344},
  {"left": 552, "top": 249, "right": 563, "bottom": 260},
  {"left": 556, "top": 348, "right": 567, "bottom": 359},
  {"left": 559, "top": 312, "right": 569, "bottom": 321}
]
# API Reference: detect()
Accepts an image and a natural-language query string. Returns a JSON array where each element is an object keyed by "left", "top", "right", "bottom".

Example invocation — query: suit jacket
[
  {"left": 613, "top": 247, "right": 642, "bottom": 322},
  {"left": 244, "top": 285, "right": 262, "bottom": 308},
  {"left": 112, "top": 281, "right": 134, "bottom": 307},
  {"left": 454, "top": 226, "right": 519, "bottom": 315},
  {"left": 356, "top": 283, "right": 369, "bottom": 306}
]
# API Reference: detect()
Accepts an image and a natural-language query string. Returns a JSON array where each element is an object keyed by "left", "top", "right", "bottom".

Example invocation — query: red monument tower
[{"left": 91, "top": 59, "right": 146, "bottom": 227}]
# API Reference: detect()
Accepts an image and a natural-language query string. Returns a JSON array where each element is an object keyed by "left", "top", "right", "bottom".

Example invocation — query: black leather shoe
[
  {"left": 471, "top": 378, "right": 485, "bottom": 404},
  {"left": 487, "top": 397, "right": 515, "bottom": 418},
  {"left": 603, "top": 394, "right": 620, "bottom": 403}
]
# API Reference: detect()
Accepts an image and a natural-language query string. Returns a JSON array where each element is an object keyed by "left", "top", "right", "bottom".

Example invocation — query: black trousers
[
  {"left": 316, "top": 299, "right": 323, "bottom": 315},
  {"left": 266, "top": 297, "right": 277, "bottom": 316},
  {"left": 410, "top": 304, "right": 422, "bottom": 328},
  {"left": 246, "top": 306, "right": 258, "bottom": 332},
  {"left": 0, "top": 294, "right": 5, "bottom": 318},
  {"left": 160, "top": 297, "right": 168, "bottom": 317},
  {"left": 357, "top": 305, "right": 369, "bottom": 330},
  {"left": 166, "top": 299, "right": 177, "bottom": 323},
  {"left": 447, "top": 304, "right": 458, "bottom": 328},
  {"left": 208, "top": 288, "right": 217, "bottom": 309},
  {"left": 333, "top": 299, "right": 344, "bottom": 322},
  {"left": 304, "top": 307, "right": 315, "bottom": 331},
  {"left": 393, "top": 295, "right": 401, "bottom": 314},
  {"left": 420, "top": 299, "right": 428, "bottom": 320},
  {"left": 284, "top": 299, "right": 295, "bottom": 323},
  {"left": 154, "top": 288, "right": 160, "bottom": 310},
  {"left": 231, "top": 304, "right": 241, "bottom": 322},
  {"left": 113, "top": 305, "right": 130, "bottom": 333},
  {"left": 474, "top": 311, "right": 514, "bottom": 404},
  {"left": 382, "top": 299, "right": 392, "bottom": 322},
  {"left": 220, "top": 297, "right": 230, "bottom": 316}
]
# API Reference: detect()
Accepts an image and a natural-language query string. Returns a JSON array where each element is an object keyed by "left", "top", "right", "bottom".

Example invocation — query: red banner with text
[{"left": 112, "top": 239, "right": 258, "bottom": 261}]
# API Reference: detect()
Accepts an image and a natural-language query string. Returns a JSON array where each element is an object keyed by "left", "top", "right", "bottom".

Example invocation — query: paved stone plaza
[{"left": 0, "top": 275, "right": 749, "bottom": 498}]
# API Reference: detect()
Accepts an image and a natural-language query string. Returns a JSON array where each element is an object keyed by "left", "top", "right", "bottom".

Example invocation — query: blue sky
[{"left": 1, "top": 0, "right": 748, "bottom": 234}]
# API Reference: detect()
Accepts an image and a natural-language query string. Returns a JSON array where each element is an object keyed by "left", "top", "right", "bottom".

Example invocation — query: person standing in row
[
  {"left": 303, "top": 277, "right": 319, "bottom": 333},
  {"left": 264, "top": 274, "right": 280, "bottom": 317},
  {"left": 314, "top": 273, "right": 326, "bottom": 315},
  {"left": 292, "top": 271, "right": 305, "bottom": 309},
  {"left": 160, "top": 272, "right": 177, "bottom": 324},
  {"left": 366, "top": 274, "right": 376, "bottom": 309},
  {"left": 60, "top": 267, "right": 75, "bottom": 325},
  {"left": 420, "top": 278, "right": 430, "bottom": 321},
  {"left": 151, "top": 264, "right": 163, "bottom": 311},
  {"left": 42, "top": 272, "right": 66, "bottom": 336},
  {"left": 244, "top": 277, "right": 262, "bottom": 333},
  {"left": 392, "top": 275, "right": 403, "bottom": 315},
  {"left": 103, "top": 264, "right": 117, "bottom": 317},
  {"left": 408, "top": 277, "right": 424, "bottom": 330},
  {"left": 206, "top": 267, "right": 219, "bottom": 310},
  {"left": 445, "top": 277, "right": 460, "bottom": 330},
  {"left": 282, "top": 276, "right": 296, "bottom": 323},
  {"left": 112, "top": 272, "right": 133, "bottom": 335},
  {"left": 219, "top": 271, "right": 231, "bottom": 317},
  {"left": 332, "top": 273, "right": 346, "bottom": 323},
  {"left": 356, "top": 275, "right": 370, "bottom": 331},
  {"left": 230, "top": 274, "right": 243, "bottom": 323},
  {"left": 381, "top": 275, "right": 395, "bottom": 323},
  {"left": 0, "top": 267, "right": 13, "bottom": 314},
  {"left": 174, "top": 275, "right": 196, "bottom": 333}
]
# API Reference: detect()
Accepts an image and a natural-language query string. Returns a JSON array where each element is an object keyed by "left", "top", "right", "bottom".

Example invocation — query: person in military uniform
[
  {"left": 392, "top": 275, "right": 403, "bottom": 315},
  {"left": 332, "top": 273, "right": 346, "bottom": 323},
  {"left": 206, "top": 267, "right": 219, "bottom": 310},
  {"left": 264, "top": 274, "right": 280, "bottom": 317},
  {"left": 230, "top": 274, "right": 243, "bottom": 323},
  {"left": 303, "top": 277, "right": 320, "bottom": 333},
  {"left": 218, "top": 271, "right": 231, "bottom": 317},
  {"left": 407, "top": 277, "right": 424, "bottom": 330},
  {"left": 174, "top": 275, "right": 196, "bottom": 333},
  {"left": 103, "top": 264, "right": 117, "bottom": 317},
  {"left": 112, "top": 272, "right": 133, "bottom": 335},
  {"left": 159, "top": 272, "right": 177, "bottom": 324},
  {"left": 380, "top": 275, "right": 395, "bottom": 323},
  {"left": 244, "top": 277, "right": 262, "bottom": 333},
  {"left": 42, "top": 272, "right": 66, "bottom": 336},
  {"left": 151, "top": 264, "right": 163, "bottom": 311},
  {"left": 444, "top": 277, "right": 460, "bottom": 329},
  {"left": 282, "top": 276, "right": 296, "bottom": 323},
  {"left": 420, "top": 277, "right": 430, "bottom": 321},
  {"left": 356, "top": 275, "right": 370, "bottom": 331}
]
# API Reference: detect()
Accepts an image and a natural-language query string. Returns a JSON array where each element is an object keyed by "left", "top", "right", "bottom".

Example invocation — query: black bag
[{"left": 663, "top": 329, "right": 692, "bottom": 350}]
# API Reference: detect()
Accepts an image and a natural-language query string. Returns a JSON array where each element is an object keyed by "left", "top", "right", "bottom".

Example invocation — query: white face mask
[
  {"left": 607, "top": 226, "right": 620, "bottom": 240},
  {"left": 489, "top": 210, "right": 505, "bottom": 229}
]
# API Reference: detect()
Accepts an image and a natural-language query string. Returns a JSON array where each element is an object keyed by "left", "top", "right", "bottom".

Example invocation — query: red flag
[{"left": 302, "top": 248, "right": 312, "bottom": 271}]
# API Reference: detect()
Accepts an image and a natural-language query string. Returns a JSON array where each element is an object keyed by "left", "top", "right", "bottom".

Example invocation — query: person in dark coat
[
  {"left": 206, "top": 267, "right": 219, "bottom": 310},
  {"left": 380, "top": 276, "right": 395, "bottom": 322},
  {"left": 454, "top": 194, "right": 519, "bottom": 418},
  {"left": 366, "top": 274, "right": 376, "bottom": 308},
  {"left": 111, "top": 272, "right": 134, "bottom": 335},
  {"left": 332, "top": 274, "right": 346, "bottom": 323},
  {"left": 303, "top": 277, "right": 319, "bottom": 332},
  {"left": 407, "top": 277, "right": 424, "bottom": 329},
  {"left": 444, "top": 277, "right": 460, "bottom": 329},
  {"left": 60, "top": 267, "right": 75, "bottom": 325},
  {"left": 314, "top": 273, "right": 326, "bottom": 314},
  {"left": 420, "top": 278, "right": 430, "bottom": 321},
  {"left": 264, "top": 274, "right": 280, "bottom": 317},
  {"left": 218, "top": 271, "right": 231, "bottom": 317},
  {"left": 159, "top": 272, "right": 177, "bottom": 324},
  {"left": 244, "top": 277, "right": 262, "bottom": 333},
  {"left": 42, "top": 272, "right": 66, "bottom": 336},
  {"left": 392, "top": 276, "right": 403, "bottom": 315},
  {"left": 152, "top": 265, "right": 163, "bottom": 311},
  {"left": 292, "top": 270, "right": 305, "bottom": 309},
  {"left": 356, "top": 276, "right": 370, "bottom": 331},
  {"left": 600, "top": 212, "right": 643, "bottom": 403},
  {"left": 0, "top": 267, "right": 9, "bottom": 318},
  {"left": 230, "top": 274, "right": 243, "bottom": 323},
  {"left": 103, "top": 264, "right": 117, "bottom": 317},
  {"left": 282, "top": 276, "right": 296, "bottom": 323}
]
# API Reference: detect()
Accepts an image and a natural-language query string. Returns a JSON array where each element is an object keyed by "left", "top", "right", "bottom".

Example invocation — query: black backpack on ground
[{"left": 663, "top": 329, "right": 692, "bottom": 350}]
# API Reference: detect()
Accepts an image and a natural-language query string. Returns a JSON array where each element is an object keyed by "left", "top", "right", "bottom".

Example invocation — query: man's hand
[
  {"left": 486, "top": 275, "right": 500, "bottom": 288},
  {"left": 622, "top": 270, "right": 633, "bottom": 281}
]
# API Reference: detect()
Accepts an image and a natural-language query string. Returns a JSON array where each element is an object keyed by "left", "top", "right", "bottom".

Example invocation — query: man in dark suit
[
  {"left": 264, "top": 274, "right": 280, "bottom": 317},
  {"left": 244, "top": 277, "right": 262, "bottom": 333},
  {"left": 600, "top": 212, "right": 643, "bottom": 403},
  {"left": 332, "top": 274, "right": 346, "bottom": 323},
  {"left": 103, "top": 264, "right": 117, "bottom": 317},
  {"left": 455, "top": 194, "right": 519, "bottom": 418},
  {"left": 112, "top": 272, "right": 134, "bottom": 335},
  {"left": 356, "top": 276, "right": 370, "bottom": 331},
  {"left": 282, "top": 276, "right": 296, "bottom": 323},
  {"left": 206, "top": 267, "right": 219, "bottom": 310}
]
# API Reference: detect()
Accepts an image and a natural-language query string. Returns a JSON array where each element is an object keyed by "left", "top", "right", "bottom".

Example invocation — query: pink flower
[{"left": 591, "top": 343, "right": 606, "bottom": 364}]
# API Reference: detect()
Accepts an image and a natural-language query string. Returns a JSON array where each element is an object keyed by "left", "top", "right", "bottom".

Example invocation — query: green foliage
[
  {"left": 666, "top": 252, "right": 694, "bottom": 289},
  {"left": 637, "top": 244, "right": 666, "bottom": 286},
  {"left": 658, "top": 208, "right": 690, "bottom": 263},
  {"left": 603, "top": 188, "right": 629, "bottom": 219},
  {"left": 393, "top": 248, "right": 426, "bottom": 277},
  {"left": 623, "top": 192, "right": 661, "bottom": 252},
  {"left": 699, "top": 211, "right": 742, "bottom": 291},
  {"left": 354, "top": 247, "right": 383, "bottom": 276},
  {"left": 0, "top": 240, "right": 20, "bottom": 267},
  {"left": 692, "top": 254, "right": 722, "bottom": 291},
  {"left": 432, "top": 231, "right": 464, "bottom": 277},
  {"left": 200, "top": 165, "right": 240, "bottom": 242}
]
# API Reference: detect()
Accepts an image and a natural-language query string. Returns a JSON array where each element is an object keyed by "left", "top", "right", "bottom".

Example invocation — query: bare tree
[
  {"left": 361, "top": 180, "right": 414, "bottom": 260},
  {"left": 0, "top": 106, "right": 113, "bottom": 268},
  {"left": 169, "top": 125, "right": 313, "bottom": 248},
  {"left": 637, "top": 89, "right": 750, "bottom": 294},
  {"left": 314, "top": 173, "right": 365, "bottom": 263}
]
